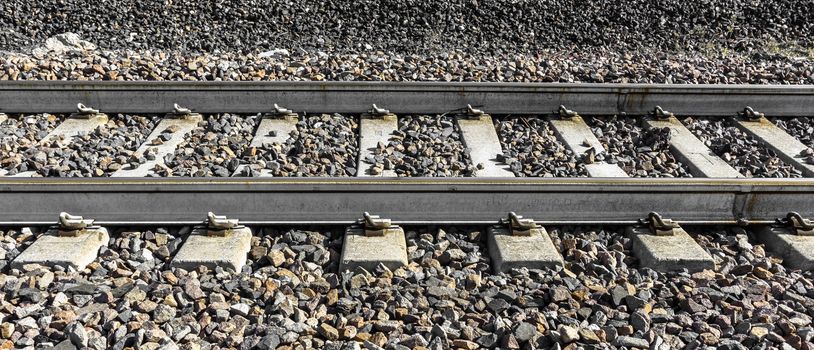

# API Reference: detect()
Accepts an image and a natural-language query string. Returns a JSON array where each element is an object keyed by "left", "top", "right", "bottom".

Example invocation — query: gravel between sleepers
[
  {"left": 684, "top": 117, "right": 803, "bottom": 178},
  {"left": 495, "top": 117, "right": 587, "bottom": 177},
  {"left": 161, "top": 114, "right": 258, "bottom": 177},
  {"left": 587, "top": 116, "right": 693, "bottom": 178},
  {"left": 240, "top": 114, "right": 359, "bottom": 177}
]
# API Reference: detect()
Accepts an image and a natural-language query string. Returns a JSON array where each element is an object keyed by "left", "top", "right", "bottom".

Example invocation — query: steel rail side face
[
  {"left": 1, "top": 177, "right": 813, "bottom": 225},
  {"left": 1, "top": 81, "right": 814, "bottom": 116}
]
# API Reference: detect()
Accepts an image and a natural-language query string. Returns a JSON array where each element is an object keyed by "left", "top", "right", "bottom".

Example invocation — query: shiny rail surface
[
  {"left": 1, "top": 81, "right": 814, "bottom": 115},
  {"left": 1, "top": 177, "right": 813, "bottom": 225}
]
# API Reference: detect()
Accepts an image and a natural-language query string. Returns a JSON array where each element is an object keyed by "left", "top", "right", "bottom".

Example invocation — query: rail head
[
  {"left": 1, "top": 81, "right": 813, "bottom": 115},
  {"left": 0, "top": 177, "right": 812, "bottom": 225}
]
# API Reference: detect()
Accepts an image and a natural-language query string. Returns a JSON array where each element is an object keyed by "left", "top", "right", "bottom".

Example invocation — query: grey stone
[
  {"left": 66, "top": 322, "right": 89, "bottom": 347},
  {"left": 614, "top": 336, "right": 650, "bottom": 348}
]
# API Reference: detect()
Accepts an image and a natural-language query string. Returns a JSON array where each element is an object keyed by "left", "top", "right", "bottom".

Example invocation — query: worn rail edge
[
  {"left": 1, "top": 81, "right": 814, "bottom": 116},
  {"left": 0, "top": 177, "right": 812, "bottom": 225}
]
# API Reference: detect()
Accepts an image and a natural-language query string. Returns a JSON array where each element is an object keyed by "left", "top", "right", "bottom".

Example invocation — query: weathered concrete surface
[
  {"left": 549, "top": 116, "right": 628, "bottom": 177},
  {"left": 12, "top": 228, "right": 109, "bottom": 270},
  {"left": 733, "top": 116, "right": 814, "bottom": 177},
  {"left": 358, "top": 115, "right": 397, "bottom": 177},
  {"left": 40, "top": 114, "right": 109, "bottom": 146},
  {"left": 340, "top": 226, "right": 408, "bottom": 272},
  {"left": 584, "top": 163, "right": 629, "bottom": 177},
  {"left": 171, "top": 226, "right": 252, "bottom": 271},
  {"left": 644, "top": 117, "right": 741, "bottom": 178},
  {"left": 756, "top": 226, "right": 814, "bottom": 270},
  {"left": 487, "top": 226, "right": 562, "bottom": 273},
  {"left": 628, "top": 226, "right": 714, "bottom": 272},
  {"left": 456, "top": 115, "right": 514, "bottom": 177},
  {"left": 112, "top": 115, "right": 202, "bottom": 177}
]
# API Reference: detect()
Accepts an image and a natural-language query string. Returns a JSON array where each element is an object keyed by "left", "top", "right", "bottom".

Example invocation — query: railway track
[{"left": 4, "top": 82, "right": 814, "bottom": 349}]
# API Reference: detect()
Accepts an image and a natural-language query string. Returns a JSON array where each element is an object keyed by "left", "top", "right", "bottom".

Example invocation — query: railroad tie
[
  {"left": 357, "top": 105, "right": 397, "bottom": 177},
  {"left": 170, "top": 212, "right": 253, "bottom": 272},
  {"left": 38, "top": 104, "right": 109, "bottom": 147},
  {"left": 339, "top": 213, "right": 408, "bottom": 272},
  {"left": 627, "top": 212, "right": 714, "bottom": 273},
  {"left": 6, "top": 104, "right": 109, "bottom": 178},
  {"left": 11, "top": 213, "right": 109, "bottom": 271},
  {"left": 486, "top": 212, "right": 563, "bottom": 273},
  {"left": 111, "top": 104, "right": 202, "bottom": 177},
  {"left": 642, "top": 107, "right": 741, "bottom": 178},
  {"left": 232, "top": 105, "right": 298, "bottom": 177},
  {"left": 731, "top": 108, "right": 814, "bottom": 177},
  {"left": 755, "top": 212, "right": 814, "bottom": 271},
  {"left": 547, "top": 106, "right": 628, "bottom": 177},
  {"left": 455, "top": 105, "right": 515, "bottom": 177}
]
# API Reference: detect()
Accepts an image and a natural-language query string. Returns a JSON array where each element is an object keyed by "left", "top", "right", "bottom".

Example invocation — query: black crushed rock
[
  {"left": 20, "top": 115, "right": 157, "bottom": 177},
  {"left": 0, "top": 0, "right": 811, "bottom": 57},
  {"left": 0, "top": 114, "right": 60, "bottom": 174},
  {"left": 1, "top": 225, "right": 814, "bottom": 348},
  {"left": 587, "top": 116, "right": 693, "bottom": 177},
  {"left": 240, "top": 114, "right": 358, "bottom": 177},
  {"left": 684, "top": 117, "right": 803, "bottom": 178},
  {"left": 495, "top": 117, "right": 587, "bottom": 177},
  {"left": 161, "top": 114, "right": 258, "bottom": 177},
  {"left": 380, "top": 115, "right": 474, "bottom": 177}
]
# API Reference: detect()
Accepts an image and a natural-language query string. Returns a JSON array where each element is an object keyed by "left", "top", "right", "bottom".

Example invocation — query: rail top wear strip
[
  {"left": 1, "top": 177, "right": 814, "bottom": 224},
  {"left": 1, "top": 81, "right": 813, "bottom": 116}
]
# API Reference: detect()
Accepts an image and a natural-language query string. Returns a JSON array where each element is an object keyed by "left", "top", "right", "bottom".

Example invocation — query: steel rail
[
  {"left": 1, "top": 81, "right": 814, "bottom": 116},
  {"left": 1, "top": 177, "right": 813, "bottom": 225}
]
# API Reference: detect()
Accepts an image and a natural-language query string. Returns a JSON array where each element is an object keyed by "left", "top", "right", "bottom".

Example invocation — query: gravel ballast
[
  {"left": 587, "top": 116, "right": 693, "bottom": 177},
  {"left": 2, "top": 225, "right": 813, "bottom": 349},
  {"left": 2, "top": 49, "right": 813, "bottom": 84},
  {"left": 0, "top": 114, "right": 60, "bottom": 175},
  {"left": 38, "top": 115, "right": 156, "bottom": 177},
  {"left": 161, "top": 114, "right": 258, "bottom": 177},
  {"left": 495, "top": 117, "right": 587, "bottom": 177},
  {"left": 378, "top": 115, "right": 474, "bottom": 177},
  {"left": 241, "top": 114, "right": 359, "bottom": 177},
  {"left": 0, "top": 1, "right": 811, "bottom": 57},
  {"left": 684, "top": 117, "right": 803, "bottom": 178}
]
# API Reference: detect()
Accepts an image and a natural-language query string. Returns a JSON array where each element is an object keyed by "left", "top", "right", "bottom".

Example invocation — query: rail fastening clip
[
  {"left": 498, "top": 212, "right": 540, "bottom": 237},
  {"left": 56, "top": 212, "right": 99, "bottom": 237},
  {"left": 775, "top": 212, "right": 814, "bottom": 236},
  {"left": 639, "top": 212, "right": 680, "bottom": 236},
  {"left": 205, "top": 212, "right": 244, "bottom": 237}
]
